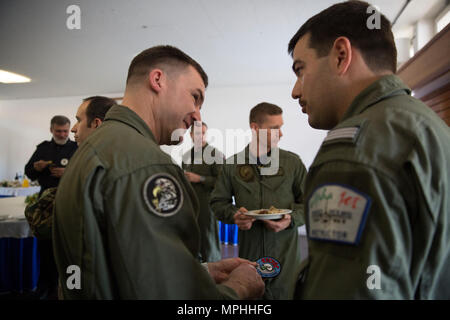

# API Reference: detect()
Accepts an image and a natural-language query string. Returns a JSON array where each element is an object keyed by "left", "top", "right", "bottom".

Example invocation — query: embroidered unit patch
[
  {"left": 256, "top": 257, "right": 281, "bottom": 278},
  {"left": 143, "top": 173, "right": 183, "bottom": 217}
]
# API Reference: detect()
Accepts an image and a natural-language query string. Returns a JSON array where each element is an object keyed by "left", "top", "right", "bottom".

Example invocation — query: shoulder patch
[
  {"left": 142, "top": 173, "right": 183, "bottom": 217},
  {"left": 307, "top": 184, "right": 371, "bottom": 245},
  {"left": 323, "top": 127, "right": 360, "bottom": 145}
]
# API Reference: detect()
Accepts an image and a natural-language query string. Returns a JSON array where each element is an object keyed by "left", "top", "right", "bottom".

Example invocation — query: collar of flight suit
[
  {"left": 190, "top": 142, "right": 210, "bottom": 155},
  {"left": 104, "top": 104, "right": 157, "bottom": 143},
  {"left": 340, "top": 74, "right": 412, "bottom": 123},
  {"left": 241, "top": 144, "right": 277, "bottom": 167}
]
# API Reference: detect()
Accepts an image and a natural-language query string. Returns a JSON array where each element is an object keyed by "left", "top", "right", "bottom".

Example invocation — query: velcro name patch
[{"left": 307, "top": 184, "right": 371, "bottom": 245}]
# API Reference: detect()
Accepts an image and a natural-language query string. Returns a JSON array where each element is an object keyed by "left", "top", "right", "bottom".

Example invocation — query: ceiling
[{"left": 0, "top": 0, "right": 445, "bottom": 100}]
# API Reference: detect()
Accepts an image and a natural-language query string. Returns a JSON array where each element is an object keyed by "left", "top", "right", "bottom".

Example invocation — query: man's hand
[
  {"left": 184, "top": 171, "right": 202, "bottom": 183},
  {"left": 33, "top": 160, "right": 52, "bottom": 172},
  {"left": 207, "top": 257, "right": 257, "bottom": 284},
  {"left": 49, "top": 167, "right": 65, "bottom": 178},
  {"left": 233, "top": 207, "right": 255, "bottom": 230},
  {"left": 221, "top": 263, "right": 265, "bottom": 299},
  {"left": 263, "top": 214, "right": 292, "bottom": 233}
]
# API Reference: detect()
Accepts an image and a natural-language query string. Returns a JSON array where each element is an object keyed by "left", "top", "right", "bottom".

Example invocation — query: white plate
[{"left": 244, "top": 209, "right": 292, "bottom": 220}]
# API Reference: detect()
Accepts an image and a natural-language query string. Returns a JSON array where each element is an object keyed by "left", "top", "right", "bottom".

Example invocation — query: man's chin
[
  {"left": 54, "top": 138, "right": 69, "bottom": 145},
  {"left": 167, "top": 136, "right": 184, "bottom": 146}
]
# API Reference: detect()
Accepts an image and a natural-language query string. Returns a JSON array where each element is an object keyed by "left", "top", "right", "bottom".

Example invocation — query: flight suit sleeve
[
  {"left": 210, "top": 165, "right": 238, "bottom": 225},
  {"left": 103, "top": 165, "right": 237, "bottom": 299},
  {"left": 289, "top": 158, "right": 307, "bottom": 228},
  {"left": 297, "top": 159, "right": 417, "bottom": 299}
]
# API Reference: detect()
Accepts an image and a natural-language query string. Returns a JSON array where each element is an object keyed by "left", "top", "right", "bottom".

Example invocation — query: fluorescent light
[{"left": 0, "top": 69, "right": 31, "bottom": 83}]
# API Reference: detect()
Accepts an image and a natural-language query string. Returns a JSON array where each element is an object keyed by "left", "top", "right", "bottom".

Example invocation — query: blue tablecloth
[
  {"left": 0, "top": 237, "right": 39, "bottom": 293},
  {"left": 0, "top": 196, "right": 40, "bottom": 293}
]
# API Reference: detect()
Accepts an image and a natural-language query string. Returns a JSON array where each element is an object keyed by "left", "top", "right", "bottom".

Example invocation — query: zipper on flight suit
[{"left": 256, "top": 165, "right": 266, "bottom": 256}]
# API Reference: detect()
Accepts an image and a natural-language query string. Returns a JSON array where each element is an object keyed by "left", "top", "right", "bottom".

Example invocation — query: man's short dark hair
[
  {"left": 83, "top": 96, "right": 117, "bottom": 127},
  {"left": 249, "top": 102, "right": 283, "bottom": 125},
  {"left": 288, "top": 0, "right": 397, "bottom": 73},
  {"left": 126, "top": 45, "right": 208, "bottom": 88},
  {"left": 51, "top": 115, "right": 70, "bottom": 127}
]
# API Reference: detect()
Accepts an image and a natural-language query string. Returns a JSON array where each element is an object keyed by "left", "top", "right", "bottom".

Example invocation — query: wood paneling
[{"left": 397, "top": 23, "right": 450, "bottom": 126}]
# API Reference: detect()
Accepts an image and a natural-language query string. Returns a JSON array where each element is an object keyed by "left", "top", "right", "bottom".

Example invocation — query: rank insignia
[
  {"left": 238, "top": 165, "right": 254, "bottom": 182},
  {"left": 143, "top": 173, "right": 183, "bottom": 217},
  {"left": 256, "top": 257, "right": 281, "bottom": 278}
]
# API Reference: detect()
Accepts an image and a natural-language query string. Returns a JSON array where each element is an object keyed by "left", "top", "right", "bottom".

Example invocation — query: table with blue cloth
[{"left": 0, "top": 196, "right": 40, "bottom": 294}]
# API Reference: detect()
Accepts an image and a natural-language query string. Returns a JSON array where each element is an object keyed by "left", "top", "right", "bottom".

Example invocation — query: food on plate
[{"left": 257, "top": 206, "right": 285, "bottom": 215}]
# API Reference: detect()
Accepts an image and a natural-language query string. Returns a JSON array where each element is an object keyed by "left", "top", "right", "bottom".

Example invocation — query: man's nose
[
  {"left": 193, "top": 108, "right": 202, "bottom": 123},
  {"left": 71, "top": 125, "right": 77, "bottom": 133},
  {"left": 291, "top": 79, "right": 302, "bottom": 100}
]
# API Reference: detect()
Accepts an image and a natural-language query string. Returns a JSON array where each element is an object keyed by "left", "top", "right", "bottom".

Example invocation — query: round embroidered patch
[
  {"left": 142, "top": 173, "right": 183, "bottom": 217},
  {"left": 256, "top": 257, "right": 281, "bottom": 278},
  {"left": 60, "top": 158, "right": 69, "bottom": 166},
  {"left": 238, "top": 165, "right": 254, "bottom": 182}
]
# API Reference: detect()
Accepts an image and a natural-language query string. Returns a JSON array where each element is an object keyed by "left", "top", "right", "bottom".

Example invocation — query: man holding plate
[{"left": 210, "top": 102, "right": 307, "bottom": 299}]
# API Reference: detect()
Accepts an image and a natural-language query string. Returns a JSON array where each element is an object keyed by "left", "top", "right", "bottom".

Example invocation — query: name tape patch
[
  {"left": 307, "top": 184, "right": 371, "bottom": 245},
  {"left": 143, "top": 173, "right": 183, "bottom": 218},
  {"left": 256, "top": 257, "right": 281, "bottom": 278}
]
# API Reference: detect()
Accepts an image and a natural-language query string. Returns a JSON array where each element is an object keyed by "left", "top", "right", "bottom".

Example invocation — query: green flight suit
[
  {"left": 210, "top": 146, "right": 307, "bottom": 299},
  {"left": 182, "top": 144, "right": 223, "bottom": 262},
  {"left": 295, "top": 75, "right": 450, "bottom": 299},
  {"left": 52, "top": 105, "right": 238, "bottom": 299}
]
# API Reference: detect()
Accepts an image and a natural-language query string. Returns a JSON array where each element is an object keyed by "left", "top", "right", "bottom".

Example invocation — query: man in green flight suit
[
  {"left": 182, "top": 121, "right": 224, "bottom": 262},
  {"left": 288, "top": 1, "right": 450, "bottom": 299},
  {"left": 210, "top": 102, "right": 307, "bottom": 299},
  {"left": 53, "top": 45, "right": 264, "bottom": 299}
]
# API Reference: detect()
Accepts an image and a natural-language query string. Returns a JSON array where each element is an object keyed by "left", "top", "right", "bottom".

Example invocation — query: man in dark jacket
[{"left": 24, "top": 115, "right": 77, "bottom": 196}]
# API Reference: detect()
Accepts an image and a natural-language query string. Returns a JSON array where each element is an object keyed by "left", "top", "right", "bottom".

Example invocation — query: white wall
[
  {"left": 161, "top": 83, "right": 327, "bottom": 169},
  {"left": 0, "top": 93, "right": 120, "bottom": 180},
  {"left": 0, "top": 84, "right": 326, "bottom": 180}
]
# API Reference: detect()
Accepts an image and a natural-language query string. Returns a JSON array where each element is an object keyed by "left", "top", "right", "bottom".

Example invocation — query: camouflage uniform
[{"left": 25, "top": 187, "right": 57, "bottom": 240}]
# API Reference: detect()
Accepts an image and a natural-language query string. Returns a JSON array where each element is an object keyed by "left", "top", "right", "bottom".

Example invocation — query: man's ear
[
  {"left": 148, "top": 69, "right": 164, "bottom": 92},
  {"left": 250, "top": 122, "right": 259, "bottom": 132},
  {"left": 91, "top": 118, "right": 102, "bottom": 129},
  {"left": 330, "top": 36, "right": 352, "bottom": 75}
]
